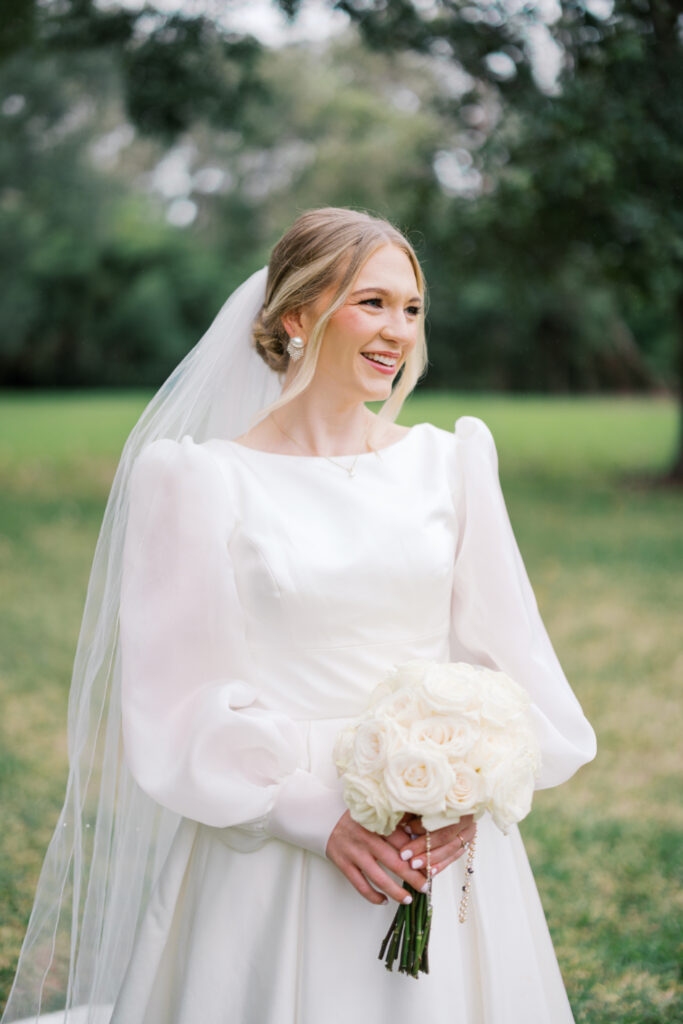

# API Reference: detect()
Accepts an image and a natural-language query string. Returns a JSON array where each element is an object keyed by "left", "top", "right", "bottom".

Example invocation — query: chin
[
  {"left": 357, "top": 373, "right": 394, "bottom": 397},
  {"left": 359, "top": 385, "right": 392, "bottom": 403}
]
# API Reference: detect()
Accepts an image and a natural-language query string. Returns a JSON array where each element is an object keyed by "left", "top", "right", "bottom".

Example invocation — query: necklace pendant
[{"left": 348, "top": 466, "right": 356, "bottom": 477}]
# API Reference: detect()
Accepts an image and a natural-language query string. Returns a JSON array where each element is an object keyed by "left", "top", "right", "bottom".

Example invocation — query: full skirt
[{"left": 110, "top": 815, "right": 575, "bottom": 1024}]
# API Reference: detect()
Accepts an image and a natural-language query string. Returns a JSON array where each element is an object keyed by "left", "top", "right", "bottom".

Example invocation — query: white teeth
[{"left": 363, "top": 353, "right": 397, "bottom": 367}]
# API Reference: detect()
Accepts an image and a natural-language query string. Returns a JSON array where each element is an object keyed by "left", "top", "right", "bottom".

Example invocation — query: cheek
[{"left": 330, "top": 307, "right": 368, "bottom": 340}]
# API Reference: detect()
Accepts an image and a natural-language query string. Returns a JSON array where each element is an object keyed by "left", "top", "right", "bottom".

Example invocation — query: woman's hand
[
  {"left": 395, "top": 814, "right": 477, "bottom": 878},
  {"left": 325, "top": 811, "right": 433, "bottom": 906}
]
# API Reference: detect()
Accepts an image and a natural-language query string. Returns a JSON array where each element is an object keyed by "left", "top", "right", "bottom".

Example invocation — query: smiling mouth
[{"left": 360, "top": 353, "right": 399, "bottom": 374}]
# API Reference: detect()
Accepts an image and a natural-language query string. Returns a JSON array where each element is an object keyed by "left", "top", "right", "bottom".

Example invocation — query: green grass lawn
[{"left": 0, "top": 390, "right": 681, "bottom": 1021}]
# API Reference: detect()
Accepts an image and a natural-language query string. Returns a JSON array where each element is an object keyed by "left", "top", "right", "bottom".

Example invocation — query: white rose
[
  {"left": 372, "top": 688, "right": 423, "bottom": 729},
  {"left": 342, "top": 772, "right": 402, "bottom": 835},
  {"left": 367, "top": 676, "right": 400, "bottom": 708},
  {"left": 486, "top": 757, "right": 536, "bottom": 833},
  {"left": 410, "top": 716, "right": 478, "bottom": 761},
  {"left": 467, "top": 726, "right": 522, "bottom": 773},
  {"left": 420, "top": 663, "right": 482, "bottom": 719},
  {"left": 421, "top": 763, "right": 485, "bottom": 830},
  {"left": 503, "top": 720, "right": 542, "bottom": 776},
  {"left": 383, "top": 746, "right": 452, "bottom": 816},
  {"left": 393, "top": 659, "right": 434, "bottom": 689},
  {"left": 333, "top": 725, "right": 357, "bottom": 774},
  {"left": 367, "top": 659, "right": 432, "bottom": 709},
  {"left": 478, "top": 671, "right": 530, "bottom": 728},
  {"left": 352, "top": 718, "right": 403, "bottom": 774}
]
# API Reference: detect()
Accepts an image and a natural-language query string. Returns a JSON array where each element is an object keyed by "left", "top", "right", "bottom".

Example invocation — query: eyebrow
[{"left": 351, "top": 286, "right": 422, "bottom": 304}]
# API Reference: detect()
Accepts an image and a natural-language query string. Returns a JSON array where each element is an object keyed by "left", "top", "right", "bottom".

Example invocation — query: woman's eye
[{"left": 359, "top": 298, "right": 421, "bottom": 316}]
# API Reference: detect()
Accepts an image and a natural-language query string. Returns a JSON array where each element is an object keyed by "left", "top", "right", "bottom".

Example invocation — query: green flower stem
[
  {"left": 415, "top": 905, "right": 433, "bottom": 973},
  {"left": 379, "top": 882, "right": 433, "bottom": 977},
  {"left": 423, "top": 913, "right": 432, "bottom": 974},
  {"left": 379, "top": 912, "right": 398, "bottom": 961},
  {"left": 411, "top": 895, "right": 424, "bottom": 977},
  {"left": 385, "top": 908, "right": 404, "bottom": 971},
  {"left": 407, "top": 892, "right": 417, "bottom": 975}
]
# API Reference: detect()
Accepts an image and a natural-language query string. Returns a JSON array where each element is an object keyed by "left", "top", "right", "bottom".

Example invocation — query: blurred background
[{"left": 0, "top": 1, "right": 681, "bottom": 1021}]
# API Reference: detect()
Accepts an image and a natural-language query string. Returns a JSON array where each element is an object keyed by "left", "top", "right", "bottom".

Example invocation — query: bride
[{"left": 2, "top": 207, "right": 596, "bottom": 1024}]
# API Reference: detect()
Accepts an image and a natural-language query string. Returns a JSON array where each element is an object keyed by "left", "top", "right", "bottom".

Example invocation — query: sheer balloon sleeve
[
  {"left": 448, "top": 416, "right": 597, "bottom": 789},
  {"left": 119, "top": 436, "right": 346, "bottom": 858}
]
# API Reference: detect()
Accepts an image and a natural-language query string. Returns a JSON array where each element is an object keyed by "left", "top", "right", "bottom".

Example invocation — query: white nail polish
[
  {"left": 402, "top": 894, "right": 413, "bottom": 905},
  {"left": 411, "top": 858, "right": 424, "bottom": 870},
  {"left": 420, "top": 882, "right": 430, "bottom": 894},
  {"left": 400, "top": 849, "right": 413, "bottom": 861}
]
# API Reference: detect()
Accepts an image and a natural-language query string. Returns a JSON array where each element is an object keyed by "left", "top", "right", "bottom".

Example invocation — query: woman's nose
[{"left": 380, "top": 309, "right": 416, "bottom": 345}]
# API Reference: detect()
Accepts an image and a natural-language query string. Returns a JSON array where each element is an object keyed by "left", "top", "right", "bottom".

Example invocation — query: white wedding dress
[{"left": 108, "top": 415, "right": 596, "bottom": 1024}]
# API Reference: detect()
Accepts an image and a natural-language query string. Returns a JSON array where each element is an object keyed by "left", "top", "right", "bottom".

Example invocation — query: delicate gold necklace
[{"left": 271, "top": 415, "right": 375, "bottom": 478}]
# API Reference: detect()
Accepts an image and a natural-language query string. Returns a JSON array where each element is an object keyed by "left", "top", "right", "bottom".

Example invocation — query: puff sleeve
[
  {"left": 119, "top": 436, "right": 347, "bottom": 858},
  {"left": 449, "top": 416, "right": 597, "bottom": 789}
]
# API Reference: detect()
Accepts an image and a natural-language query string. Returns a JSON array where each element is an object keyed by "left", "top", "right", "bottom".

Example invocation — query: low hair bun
[{"left": 252, "top": 306, "right": 290, "bottom": 373}]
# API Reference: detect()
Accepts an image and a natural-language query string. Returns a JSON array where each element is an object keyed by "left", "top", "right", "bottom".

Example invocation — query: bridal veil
[{"left": 2, "top": 267, "right": 284, "bottom": 1023}]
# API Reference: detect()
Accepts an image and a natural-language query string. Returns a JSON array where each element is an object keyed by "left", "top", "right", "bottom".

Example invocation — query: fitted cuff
[{"left": 267, "top": 768, "right": 348, "bottom": 859}]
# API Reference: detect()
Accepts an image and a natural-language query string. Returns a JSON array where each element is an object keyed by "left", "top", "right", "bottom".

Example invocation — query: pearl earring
[{"left": 287, "top": 336, "right": 305, "bottom": 362}]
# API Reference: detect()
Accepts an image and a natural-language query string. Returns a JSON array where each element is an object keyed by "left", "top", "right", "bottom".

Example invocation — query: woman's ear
[{"left": 281, "top": 309, "right": 305, "bottom": 340}]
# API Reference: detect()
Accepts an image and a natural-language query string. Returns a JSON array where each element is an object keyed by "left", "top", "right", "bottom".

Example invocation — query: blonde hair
[{"left": 251, "top": 207, "right": 428, "bottom": 427}]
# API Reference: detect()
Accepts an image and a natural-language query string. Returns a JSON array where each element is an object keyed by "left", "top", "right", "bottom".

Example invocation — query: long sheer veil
[{"left": 2, "top": 267, "right": 283, "bottom": 1023}]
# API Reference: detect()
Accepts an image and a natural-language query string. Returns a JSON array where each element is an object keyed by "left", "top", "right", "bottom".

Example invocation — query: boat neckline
[{"left": 225, "top": 422, "right": 426, "bottom": 460}]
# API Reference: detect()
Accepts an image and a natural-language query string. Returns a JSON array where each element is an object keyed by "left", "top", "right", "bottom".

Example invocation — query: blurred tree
[
  {"left": 0, "top": 0, "right": 266, "bottom": 140},
  {"left": 1, "top": 0, "right": 681, "bottom": 479},
  {"left": 311, "top": 0, "right": 682, "bottom": 475},
  {"left": 0, "top": 29, "right": 447, "bottom": 386},
  {"left": 0, "top": 44, "right": 230, "bottom": 385},
  {"left": 195, "top": 36, "right": 445, "bottom": 250}
]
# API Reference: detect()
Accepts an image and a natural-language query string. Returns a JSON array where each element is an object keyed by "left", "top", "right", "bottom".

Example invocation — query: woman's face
[{"left": 295, "top": 243, "right": 422, "bottom": 403}]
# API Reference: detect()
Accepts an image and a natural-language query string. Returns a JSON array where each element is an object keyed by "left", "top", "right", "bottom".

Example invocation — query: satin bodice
[{"left": 209, "top": 423, "right": 454, "bottom": 720}]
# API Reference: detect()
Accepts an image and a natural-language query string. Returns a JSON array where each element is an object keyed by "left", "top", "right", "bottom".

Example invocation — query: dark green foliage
[
  {"left": 122, "top": 18, "right": 265, "bottom": 139},
  {"left": 0, "top": 0, "right": 37, "bottom": 59},
  {"left": 327, "top": 0, "right": 683, "bottom": 470},
  {"left": 1, "top": 0, "right": 682, "bottom": 472}
]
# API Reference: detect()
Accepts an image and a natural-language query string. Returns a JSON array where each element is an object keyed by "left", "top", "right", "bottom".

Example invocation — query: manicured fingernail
[
  {"left": 402, "top": 894, "right": 413, "bottom": 905},
  {"left": 411, "top": 858, "right": 424, "bottom": 870},
  {"left": 420, "top": 882, "right": 430, "bottom": 894},
  {"left": 403, "top": 825, "right": 412, "bottom": 834},
  {"left": 430, "top": 866, "right": 438, "bottom": 876},
  {"left": 400, "top": 849, "right": 413, "bottom": 861}
]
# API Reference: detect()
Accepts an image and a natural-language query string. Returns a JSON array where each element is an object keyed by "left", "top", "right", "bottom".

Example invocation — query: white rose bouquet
[{"left": 333, "top": 659, "right": 541, "bottom": 977}]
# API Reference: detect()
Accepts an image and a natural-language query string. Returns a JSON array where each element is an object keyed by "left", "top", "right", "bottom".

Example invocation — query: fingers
[
  {"left": 401, "top": 815, "right": 474, "bottom": 855},
  {"left": 342, "top": 863, "right": 388, "bottom": 905},
  {"left": 400, "top": 817, "right": 424, "bottom": 840},
  {"left": 328, "top": 813, "right": 477, "bottom": 903},
  {"left": 397, "top": 818, "right": 476, "bottom": 873},
  {"left": 374, "top": 841, "right": 431, "bottom": 896},
  {"left": 362, "top": 856, "right": 417, "bottom": 905},
  {"left": 429, "top": 826, "right": 476, "bottom": 869},
  {"left": 329, "top": 815, "right": 478, "bottom": 908},
  {"left": 384, "top": 824, "right": 412, "bottom": 852},
  {"left": 338, "top": 844, "right": 426, "bottom": 905},
  {"left": 428, "top": 827, "right": 477, "bottom": 879},
  {"left": 327, "top": 815, "right": 429, "bottom": 903}
]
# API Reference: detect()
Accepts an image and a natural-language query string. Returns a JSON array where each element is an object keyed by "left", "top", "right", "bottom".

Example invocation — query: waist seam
[{"left": 247, "top": 621, "right": 450, "bottom": 653}]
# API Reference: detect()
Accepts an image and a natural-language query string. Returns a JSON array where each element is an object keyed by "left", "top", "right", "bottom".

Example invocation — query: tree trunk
[{"left": 665, "top": 291, "right": 683, "bottom": 483}]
